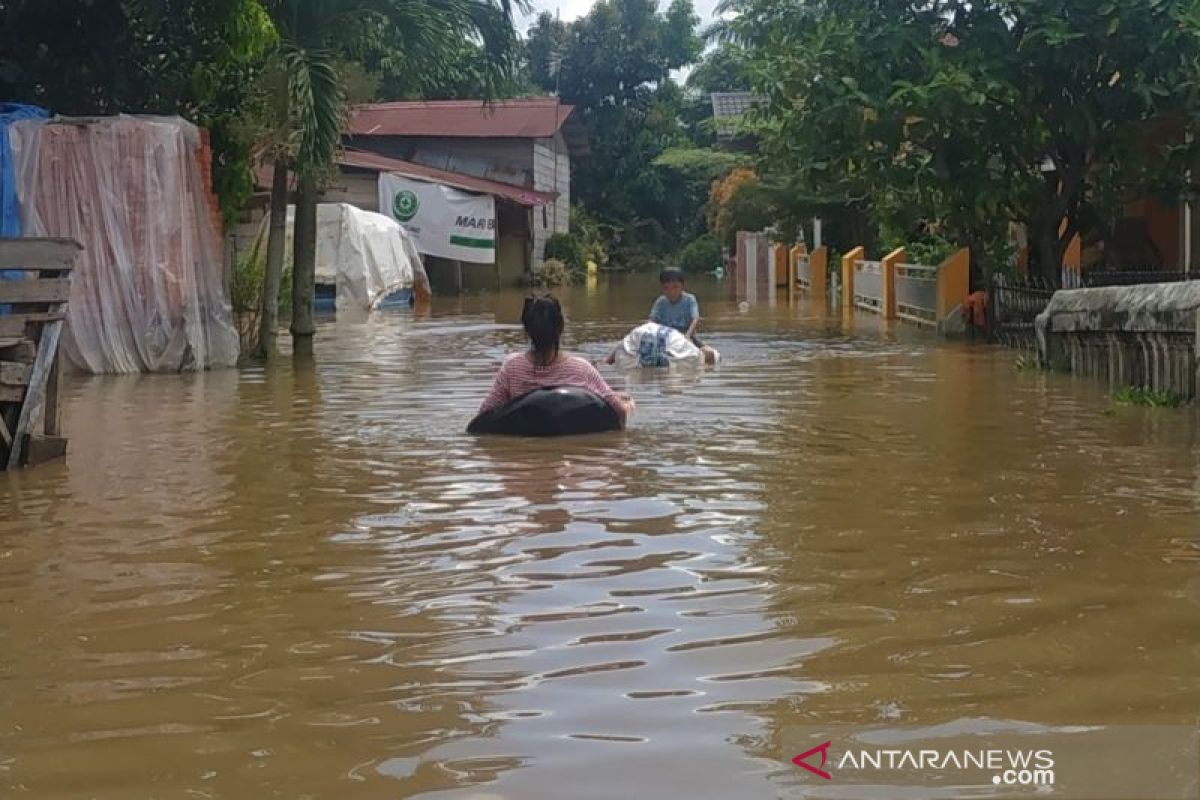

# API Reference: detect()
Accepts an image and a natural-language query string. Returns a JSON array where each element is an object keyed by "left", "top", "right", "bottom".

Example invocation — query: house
[
  {"left": 328, "top": 97, "right": 589, "bottom": 291},
  {"left": 710, "top": 92, "right": 757, "bottom": 150}
]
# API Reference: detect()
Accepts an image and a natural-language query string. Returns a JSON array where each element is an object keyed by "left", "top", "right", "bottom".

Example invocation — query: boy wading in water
[{"left": 650, "top": 269, "right": 718, "bottom": 365}]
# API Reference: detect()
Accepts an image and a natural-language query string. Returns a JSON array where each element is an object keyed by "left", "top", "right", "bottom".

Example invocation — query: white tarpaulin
[
  {"left": 612, "top": 322, "right": 704, "bottom": 369},
  {"left": 9, "top": 115, "right": 239, "bottom": 373},
  {"left": 377, "top": 173, "right": 496, "bottom": 264},
  {"left": 252, "top": 202, "right": 427, "bottom": 313}
]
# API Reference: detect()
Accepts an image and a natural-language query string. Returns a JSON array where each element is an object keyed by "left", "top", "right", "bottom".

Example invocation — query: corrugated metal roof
[
  {"left": 350, "top": 98, "right": 576, "bottom": 139},
  {"left": 711, "top": 92, "right": 755, "bottom": 139},
  {"left": 253, "top": 151, "right": 560, "bottom": 208},
  {"left": 340, "top": 150, "right": 559, "bottom": 207}
]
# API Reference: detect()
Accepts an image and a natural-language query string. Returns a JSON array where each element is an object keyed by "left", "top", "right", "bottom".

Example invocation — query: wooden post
[
  {"left": 881, "top": 246, "right": 906, "bottom": 320},
  {"left": 44, "top": 351, "right": 61, "bottom": 437},
  {"left": 842, "top": 246, "right": 865, "bottom": 311},
  {"left": 7, "top": 319, "right": 63, "bottom": 469},
  {"left": 0, "top": 237, "right": 79, "bottom": 469}
]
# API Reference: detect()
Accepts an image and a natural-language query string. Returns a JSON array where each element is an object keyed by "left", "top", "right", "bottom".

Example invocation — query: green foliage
[
  {"left": 678, "top": 234, "right": 723, "bottom": 273},
  {"left": 652, "top": 147, "right": 749, "bottom": 181},
  {"left": 686, "top": 42, "right": 753, "bottom": 94},
  {"left": 727, "top": 0, "right": 1200, "bottom": 283},
  {"left": 544, "top": 232, "right": 587, "bottom": 272},
  {"left": 569, "top": 205, "right": 610, "bottom": 267},
  {"left": 230, "top": 232, "right": 292, "bottom": 354},
  {"left": 525, "top": 0, "right": 705, "bottom": 259},
  {"left": 533, "top": 258, "right": 571, "bottom": 288},
  {"left": 1014, "top": 354, "right": 1039, "bottom": 372},
  {"left": 1114, "top": 387, "right": 1187, "bottom": 408},
  {"left": 0, "top": 0, "right": 275, "bottom": 226}
]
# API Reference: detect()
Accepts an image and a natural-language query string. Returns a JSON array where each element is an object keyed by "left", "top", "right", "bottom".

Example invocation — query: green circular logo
[{"left": 393, "top": 190, "right": 420, "bottom": 222}]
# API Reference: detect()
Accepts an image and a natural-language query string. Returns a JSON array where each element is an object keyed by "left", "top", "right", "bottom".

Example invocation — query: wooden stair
[{"left": 0, "top": 238, "right": 80, "bottom": 469}]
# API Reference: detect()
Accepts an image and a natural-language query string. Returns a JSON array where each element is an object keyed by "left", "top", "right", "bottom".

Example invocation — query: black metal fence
[{"left": 989, "top": 273, "right": 1055, "bottom": 350}]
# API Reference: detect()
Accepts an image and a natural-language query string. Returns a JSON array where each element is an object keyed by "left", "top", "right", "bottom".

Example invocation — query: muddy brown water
[{"left": 2, "top": 275, "right": 1199, "bottom": 798}]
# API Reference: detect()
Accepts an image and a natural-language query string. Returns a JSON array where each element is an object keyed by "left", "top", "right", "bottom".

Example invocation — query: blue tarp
[{"left": 0, "top": 103, "right": 50, "bottom": 311}]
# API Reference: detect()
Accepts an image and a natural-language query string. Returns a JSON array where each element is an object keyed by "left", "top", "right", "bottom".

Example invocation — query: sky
[{"left": 518, "top": 0, "right": 724, "bottom": 34}]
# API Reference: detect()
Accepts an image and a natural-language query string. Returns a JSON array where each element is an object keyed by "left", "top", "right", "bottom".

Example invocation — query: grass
[
  {"left": 1113, "top": 386, "right": 1188, "bottom": 408},
  {"left": 1014, "top": 354, "right": 1039, "bottom": 372},
  {"left": 1014, "top": 354, "right": 1071, "bottom": 373}
]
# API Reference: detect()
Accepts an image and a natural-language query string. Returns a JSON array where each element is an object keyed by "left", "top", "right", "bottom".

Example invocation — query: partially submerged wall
[{"left": 1035, "top": 281, "right": 1200, "bottom": 398}]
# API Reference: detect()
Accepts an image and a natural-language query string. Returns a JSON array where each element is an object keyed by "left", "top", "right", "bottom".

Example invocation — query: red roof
[
  {"left": 338, "top": 149, "right": 559, "bottom": 207},
  {"left": 349, "top": 97, "right": 576, "bottom": 139}
]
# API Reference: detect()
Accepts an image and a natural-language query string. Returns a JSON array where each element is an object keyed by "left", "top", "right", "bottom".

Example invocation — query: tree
[
  {"left": 524, "top": 0, "right": 705, "bottom": 265},
  {"left": 256, "top": 0, "right": 523, "bottom": 359},
  {"left": 686, "top": 42, "right": 753, "bottom": 95},
  {"left": 0, "top": 0, "right": 275, "bottom": 221},
  {"left": 729, "top": 0, "right": 1200, "bottom": 283}
]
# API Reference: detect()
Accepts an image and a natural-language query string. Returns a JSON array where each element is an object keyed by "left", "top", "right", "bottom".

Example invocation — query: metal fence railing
[
  {"left": 894, "top": 262, "right": 939, "bottom": 326},
  {"left": 990, "top": 273, "right": 1056, "bottom": 349},
  {"left": 796, "top": 255, "right": 813, "bottom": 289},
  {"left": 853, "top": 259, "right": 883, "bottom": 312}
]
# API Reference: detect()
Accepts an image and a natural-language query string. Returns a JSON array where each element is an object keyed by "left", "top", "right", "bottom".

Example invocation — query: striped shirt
[{"left": 480, "top": 352, "right": 621, "bottom": 413}]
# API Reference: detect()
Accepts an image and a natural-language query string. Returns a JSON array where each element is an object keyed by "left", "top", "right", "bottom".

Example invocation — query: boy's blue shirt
[{"left": 650, "top": 292, "right": 699, "bottom": 333}]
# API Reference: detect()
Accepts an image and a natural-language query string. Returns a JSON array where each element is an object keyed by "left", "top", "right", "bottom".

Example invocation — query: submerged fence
[
  {"left": 1037, "top": 282, "right": 1200, "bottom": 400},
  {"left": 990, "top": 273, "right": 1056, "bottom": 350},
  {"left": 838, "top": 246, "right": 969, "bottom": 331}
]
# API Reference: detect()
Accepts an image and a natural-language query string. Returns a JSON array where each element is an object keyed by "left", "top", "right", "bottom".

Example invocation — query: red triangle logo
[{"left": 792, "top": 740, "right": 833, "bottom": 780}]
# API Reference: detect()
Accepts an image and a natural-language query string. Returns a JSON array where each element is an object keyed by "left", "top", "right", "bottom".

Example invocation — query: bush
[
  {"left": 569, "top": 205, "right": 610, "bottom": 267},
  {"left": 679, "top": 235, "right": 723, "bottom": 274},
  {"left": 229, "top": 229, "right": 292, "bottom": 360},
  {"left": 544, "top": 233, "right": 587, "bottom": 272},
  {"left": 534, "top": 258, "right": 571, "bottom": 288}
]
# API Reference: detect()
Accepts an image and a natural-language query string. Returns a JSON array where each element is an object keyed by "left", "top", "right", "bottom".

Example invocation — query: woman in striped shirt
[{"left": 479, "top": 295, "right": 635, "bottom": 425}]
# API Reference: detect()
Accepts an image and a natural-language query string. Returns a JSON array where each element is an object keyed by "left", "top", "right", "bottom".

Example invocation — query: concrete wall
[
  {"left": 531, "top": 133, "right": 571, "bottom": 274},
  {"left": 1036, "top": 281, "right": 1200, "bottom": 398}
]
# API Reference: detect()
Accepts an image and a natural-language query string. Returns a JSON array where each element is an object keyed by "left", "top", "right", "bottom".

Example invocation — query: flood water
[{"left": 2, "top": 275, "right": 1200, "bottom": 798}]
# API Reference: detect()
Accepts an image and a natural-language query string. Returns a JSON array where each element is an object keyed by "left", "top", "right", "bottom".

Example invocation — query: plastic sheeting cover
[
  {"left": 1, "top": 103, "right": 47, "bottom": 237},
  {"left": 9, "top": 115, "right": 239, "bottom": 373},
  {"left": 254, "top": 202, "right": 428, "bottom": 314},
  {"left": 0, "top": 103, "right": 49, "bottom": 310},
  {"left": 611, "top": 322, "right": 703, "bottom": 369}
]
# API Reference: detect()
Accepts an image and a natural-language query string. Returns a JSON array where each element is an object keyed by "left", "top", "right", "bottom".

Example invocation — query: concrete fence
[
  {"left": 790, "top": 245, "right": 828, "bottom": 301},
  {"left": 839, "top": 246, "right": 970, "bottom": 331},
  {"left": 1036, "top": 281, "right": 1200, "bottom": 399}
]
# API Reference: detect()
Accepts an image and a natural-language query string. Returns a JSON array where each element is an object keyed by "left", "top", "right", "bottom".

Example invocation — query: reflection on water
[{"left": 2, "top": 276, "right": 1200, "bottom": 798}]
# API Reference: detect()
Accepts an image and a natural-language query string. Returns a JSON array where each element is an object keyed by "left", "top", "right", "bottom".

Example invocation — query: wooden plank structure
[{"left": 0, "top": 237, "right": 80, "bottom": 469}]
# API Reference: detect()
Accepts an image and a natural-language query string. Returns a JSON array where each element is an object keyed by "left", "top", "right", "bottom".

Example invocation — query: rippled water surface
[{"left": 3, "top": 276, "right": 1200, "bottom": 798}]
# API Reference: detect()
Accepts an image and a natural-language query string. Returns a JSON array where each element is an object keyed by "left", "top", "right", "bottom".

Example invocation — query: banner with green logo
[{"left": 378, "top": 173, "right": 496, "bottom": 264}]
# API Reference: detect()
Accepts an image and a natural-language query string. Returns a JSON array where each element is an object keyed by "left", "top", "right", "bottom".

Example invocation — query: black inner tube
[{"left": 467, "top": 387, "right": 622, "bottom": 437}]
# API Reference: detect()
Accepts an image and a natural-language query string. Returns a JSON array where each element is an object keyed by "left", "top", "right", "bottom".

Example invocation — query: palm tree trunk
[
  {"left": 256, "top": 160, "right": 289, "bottom": 360},
  {"left": 291, "top": 172, "right": 318, "bottom": 358}
]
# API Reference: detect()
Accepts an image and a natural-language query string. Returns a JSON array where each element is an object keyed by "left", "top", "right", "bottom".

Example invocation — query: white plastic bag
[{"left": 611, "top": 322, "right": 703, "bottom": 369}]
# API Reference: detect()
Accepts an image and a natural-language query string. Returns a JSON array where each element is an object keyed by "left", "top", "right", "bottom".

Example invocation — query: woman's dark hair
[{"left": 522, "top": 294, "right": 564, "bottom": 365}]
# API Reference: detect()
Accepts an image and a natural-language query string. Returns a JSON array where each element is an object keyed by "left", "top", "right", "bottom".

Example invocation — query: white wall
[{"left": 532, "top": 133, "right": 571, "bottom": 273}]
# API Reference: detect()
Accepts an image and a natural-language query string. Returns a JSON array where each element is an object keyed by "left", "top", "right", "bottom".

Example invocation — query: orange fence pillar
[
  {"left": 881, "top": 246, "right": 906, "bottom": 320},
  {"left": 811, "top": 246, "right": 828, "bottom": 305},
  {"left": 841, "top": 246, "right": 864, "bottom": 311},
  {"left": 774, "top": 243, "right": 790, "bottom": 287},
  {"left": 936, "top": 248, "right": 970, "bottom": 320}
]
